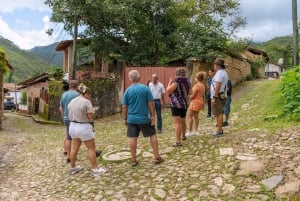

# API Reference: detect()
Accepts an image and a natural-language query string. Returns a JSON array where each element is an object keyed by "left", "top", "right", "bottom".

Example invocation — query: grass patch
[{"left": 231, "top": 80, "right": 298, "bottom": 133}]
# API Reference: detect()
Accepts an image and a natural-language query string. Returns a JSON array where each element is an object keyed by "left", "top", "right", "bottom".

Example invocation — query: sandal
[
  {"left": 131, "top": 161, "right": 139, "bottom": 167},
  {"left": 172, "top": 142, "right": 182, "bottom": 147},
  {"left": 154, "top": 157, "right": 164, "bottom": 164}
]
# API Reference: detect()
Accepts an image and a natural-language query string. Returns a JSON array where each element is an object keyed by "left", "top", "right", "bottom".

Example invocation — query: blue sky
[{"left": 0, "top": 0, "right": 298, "bottom": 50}]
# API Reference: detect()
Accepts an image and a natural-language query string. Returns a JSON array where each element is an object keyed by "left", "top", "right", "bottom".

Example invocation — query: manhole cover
[{"left": 102, "top": 149, "right": 142, "bottom": 161}]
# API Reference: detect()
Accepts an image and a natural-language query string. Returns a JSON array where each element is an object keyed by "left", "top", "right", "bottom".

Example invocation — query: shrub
[
  {"left": 21, "top": 91, "right": 27, "bottom": 105},
  {"left": 278, "top": 66, "right": 300, "bottom": 121}
]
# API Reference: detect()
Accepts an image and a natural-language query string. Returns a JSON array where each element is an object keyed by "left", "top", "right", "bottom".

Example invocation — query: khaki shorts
[{"left": 212, "top": 98, "right": 226, "bottom": 115}]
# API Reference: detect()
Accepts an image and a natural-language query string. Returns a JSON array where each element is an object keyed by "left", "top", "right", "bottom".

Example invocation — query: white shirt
[
  {"left": 149, "top": 82, "right": 165, "bottom": 99},
  {"left": 210, "top": 69, "right": 228, "bottom": 98}
]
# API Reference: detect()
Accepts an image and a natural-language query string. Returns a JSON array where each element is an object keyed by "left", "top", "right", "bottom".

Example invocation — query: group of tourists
[{"left": 59, "top": 58, "right": 232, "bottom": 177}]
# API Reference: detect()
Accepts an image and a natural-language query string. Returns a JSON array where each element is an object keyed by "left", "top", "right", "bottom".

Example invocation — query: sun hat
[{"left": 213, "top": 58, "right": 227, "bottom": 68}]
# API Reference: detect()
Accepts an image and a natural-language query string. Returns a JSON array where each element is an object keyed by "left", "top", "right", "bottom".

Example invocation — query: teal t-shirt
[
  {"left": 60, "top": 90, "right": 79, "bottom": 122},
  {"left": 122, "top": 83, "right": 153, "bottom": 124}
]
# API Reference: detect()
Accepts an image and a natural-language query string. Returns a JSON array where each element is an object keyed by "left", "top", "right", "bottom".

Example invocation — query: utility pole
[
  {"left": 292, "top": 0, "right": 299, "bottom": 66},
  {"left": 71, "top": 1, "right": 78, "bottom": 80}
]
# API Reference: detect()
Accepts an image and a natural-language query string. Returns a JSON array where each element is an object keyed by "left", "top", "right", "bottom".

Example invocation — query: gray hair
[{"left": 128, "top": 70, "right": 140, "bottom": 82}]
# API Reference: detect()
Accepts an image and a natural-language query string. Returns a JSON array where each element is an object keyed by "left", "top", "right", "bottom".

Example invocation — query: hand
[
  {"left": 169, "top": 76, "right": 175, "bottom": 83},
  {"left": 150, "top": 117, "right": 155, "bottom": 126},
  {"left": 211, "top": 98, "right": 216, "bottom": 105}
]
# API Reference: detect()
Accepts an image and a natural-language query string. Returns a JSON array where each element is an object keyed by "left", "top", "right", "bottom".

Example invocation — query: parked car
[{"left": 4, "top": 101, "right": 16, "bottom": 110}]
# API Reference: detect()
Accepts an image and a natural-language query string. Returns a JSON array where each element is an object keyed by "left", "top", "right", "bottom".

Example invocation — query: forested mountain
[
  {"left": 252, "top": 35, "right": 293, "bottom": 68},
  {"left": 30, "top": 43, "right": 63, "bottom": 67},
  {"left": 0, "top": 36, "right": 58, "bottom": 83}
]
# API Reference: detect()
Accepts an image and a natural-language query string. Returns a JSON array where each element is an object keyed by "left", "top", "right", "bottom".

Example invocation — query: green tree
[
  {"left": 45, "top": 0, "right": 245, "bottom": 64},
  {"left": 0, "top": 47, "right": 11, "bottom": 129},
  {"left": 21, "top": 91, "right": 27, "bottom": 105},
  {"left": 278, "top": 66, "right": 300, "bottom": 121}
]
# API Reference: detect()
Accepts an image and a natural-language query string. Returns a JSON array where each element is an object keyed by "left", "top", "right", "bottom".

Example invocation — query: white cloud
[
  {"left": 0, "top": 0, "right": 50, "bottom": 13},
  {"left": 0, "top": 15, "right": 59, "bottom": 49},
  {"left": 237, "top": 0, "right": 295, "bottom": 42}
]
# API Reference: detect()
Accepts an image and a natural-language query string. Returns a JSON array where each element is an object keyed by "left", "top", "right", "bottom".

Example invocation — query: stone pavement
[{"left": 0, "top": 112, "right": 299, "bottom": 201}]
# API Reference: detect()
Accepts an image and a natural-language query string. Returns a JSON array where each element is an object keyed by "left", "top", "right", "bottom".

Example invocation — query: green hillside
[
  {"left": 0, "top": 36, "right": 57, "bottom": 82},
  {"left": 30, "top": 43, "right": 63, "bottom": 67},
  {"left": 252, "top": 35, "right": 293, "bottom": 68}
]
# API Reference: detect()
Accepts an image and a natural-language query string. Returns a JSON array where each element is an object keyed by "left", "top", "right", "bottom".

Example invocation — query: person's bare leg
[
  {"left": 83, "top": 138, "right": 97, "bottom": 169},
  {"left": 129, "top": 137, "right": 138, "bottom": 162},
  {"left": 181, "top": 117, "right": 187, "bottom": 138},
  {"left": 66, "top": 139, "right": 72, "bottom": 159},
  {"left": 193, "top": 111, "right": 200, "bottom": 132},
  {"left": 173, "top": 116, "right": 182, "bottom": 143},
  {"left": 225, "top": 114, "right": 229, "bottom": 122},
  {"left": 150, "top": 135, "right": 160, "bottom": 158},
  {"left": 70, "top": 139, "right": 81, "bottom": 168},
  {"left": 187, "top": 110, "right": 193, "bottom": 133},
  {"left": 216, "top": 114, "right": 223, "bottom": 132},
  {"left": 63, "top": 131, "right": 67, "bottom": 153}
]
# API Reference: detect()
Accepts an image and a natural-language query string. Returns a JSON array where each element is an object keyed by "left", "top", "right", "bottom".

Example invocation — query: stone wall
[
  {"left": 190, "top": 57, "right": 252, "bottom": 85},
  {"left": 47, "top": 78, "right": 121, "bottom": 122},
  {"left": 82, "top": 79, "right": 120, "bottom": 118}
]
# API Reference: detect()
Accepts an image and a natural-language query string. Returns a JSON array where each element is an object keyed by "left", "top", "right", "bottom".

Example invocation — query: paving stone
[
  {"left": 261, "top": 175, "right": 283, "bottom": 191},
  {"left": 275, "top": 180, "right": 300, "bottom": 199},
  {"left": 236, "top": 161, "right": 265, "bottom": 176},
  {"left": 219, "top": 148, "right": 234, "bottom": 156}
]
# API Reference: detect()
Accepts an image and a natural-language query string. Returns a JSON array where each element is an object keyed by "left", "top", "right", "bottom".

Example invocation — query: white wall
[{"left": 4, "top": 91, "right": 22, "bottom": 104}]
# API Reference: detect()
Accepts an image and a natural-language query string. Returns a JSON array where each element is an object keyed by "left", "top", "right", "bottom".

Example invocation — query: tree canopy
[{"left": 45, "top": 0, "right": 245, "bottom": 65}]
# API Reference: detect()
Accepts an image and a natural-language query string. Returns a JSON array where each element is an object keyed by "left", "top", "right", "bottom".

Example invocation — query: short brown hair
[
  {"left": 69, "top": 80, "right": 78, "bottom": 89},
  {"left": 195, "top": 72, "right": 205, "bottom": 81}
]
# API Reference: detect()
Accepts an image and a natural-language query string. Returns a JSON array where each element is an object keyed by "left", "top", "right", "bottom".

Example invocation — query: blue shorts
[
  {"left": 64, "top": 120, "right": 72, "bottom": 140},
  {"left": 223, "top": 96, "right": 232, "bottom": 115},
  {"left": 127, "top": 123, "right": 156, "bottom": 138},
  {"left": 171, "top": 107, "right": 187, "bottom": 118}
]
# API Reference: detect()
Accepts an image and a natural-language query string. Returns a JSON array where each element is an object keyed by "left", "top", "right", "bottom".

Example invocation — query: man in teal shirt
[
  {"left": 59, "top": 80, "right": 79, "bottom": 163},
  {"left": 122, "top": 70, "right": 163, "bottom": 167}
]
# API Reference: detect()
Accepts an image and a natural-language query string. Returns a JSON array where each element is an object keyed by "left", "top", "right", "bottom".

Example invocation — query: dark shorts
[
  {"left": 127, "top": 123, "right": 156, "bottom": 138},
  {"left": 171, "top": 107, "right": 187, "bottom": 118},
  {"left": 64, "top": 120, "right": 72, "bottom": 140},
  {"left": 212, "top": 98, "right": 226, "bottom": 115}
]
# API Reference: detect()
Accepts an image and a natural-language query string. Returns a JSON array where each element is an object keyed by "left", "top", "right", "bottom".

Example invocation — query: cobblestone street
[{"left": 0, "top": 80, "right": 299, "bottom": 201}]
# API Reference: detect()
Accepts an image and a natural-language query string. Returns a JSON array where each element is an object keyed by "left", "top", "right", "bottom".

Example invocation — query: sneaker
[
  {"left": 206, "top": 115, "right": 212, "bottom": 119},
  {"left": 95, "top": 150, "right": 102, "bottom": 157},
  {"left": 157, "top": 130, "right": 162, "bottom": 134},
  {"left": 186, "top": 132, "right": 195, "bottom": 137},
  {"left": 222, "top": 121, "right": 229, "bottom": 127},
  {"left": 92, "top": 166, "right": 108, "bottom": 176},
  {"left": 69, "top": 165, "right": 83, "bottom": 175},
  {"left": 211, "top": 130, "right": 223, "bottom": 137}
]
